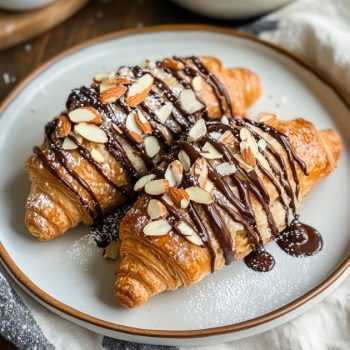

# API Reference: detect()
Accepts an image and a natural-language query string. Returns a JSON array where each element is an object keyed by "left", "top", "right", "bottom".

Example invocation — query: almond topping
[
  {"left": 56, "top": 115, "right": 71, "bottom": 138},
  {"left": 129, "top": 131, "right": 143, "bottom": 144},
  {"left": 74, "top": 123, "right": 108, "bottom": 143},
  {"left": 134, "top": 174, "right": 156, "bottom": 191},
  {"left": 135, "top": 110, "right": 152, "bottom": 134},
  {"left": 99, "top": 78, "right": 116, "bottom": 93},
  {"left": 157, "top": 103, "right": 173, "bottom": 123},
  {"left": 216, "top": 162, "right": 236, "bottom": 176},
  {"left": 143, "top": 219, "right": 172, "bottom": 237},
  {"left": 91, "top": 148, "right": 105, "bottom": 163},
  {"left": 100, "top": 85, "right": 127, "bottom": 104},
  {"left": 126, "top": 74, "right": 154, "bottom": 107},
  {"left": 162, "top": 193, "right": 174, "bottom": 206},
  {"left": 180, "top": 89, "right": 205, "bottom": 114},
  {"left": 103, "top": 240, "right": 120, "bottom": 260},
  {"left": 219, "top": 130, "right": 234, "bottom": 145},
  {"left": 258, "top": 138, "right": 267, "bottom": 150},
  {"left": 168, "top": 187, "right": 190, "bottom": 209},
  {"left": 191, "top": 76, "right": 202, "bottom": 92},
  {"left": 188, "top": 119, "right": 207, "bottom": 142},
  {"left": 210, "top": 131, "right": 222, "bottom": 140},
  {"left": 200, "top": 142, "right": 223, "bottom": 160},
  {"left": 221, "top": 115, "right": 230, "bottom": 125},
  {"left": 162, "top": 58, "right": 184, "bottom": 71},
  {"left": 178, "top": 150, "right": 191, "bottom": 172},
  {"left": 147, "top": 199, "right": 167, "bottom": 220},
  {"left": 239, "top": 127, "right": 250, "bottom": 141},
  {"left": 175, "top": 222, "right": 202, "bottom": 246},
  {"left": 115, "top": 76, "right": 133, "bottom": 85},
  {"left": 205, "top": 179, "right": 214, "bottom": 193},
  {"left": 144, "top": 179, "right": 169, "bottom": 195},
  {"left": 126, "top": 112, "right": 143, "bottom": 136},
  {"left": 112, "top": 123, "right": 123, "bottom": 134},
  {"left": 257, "top": 113, "right": 278, "bottom": 127},
  {"left": 94, "top": 73, "right": 111, "bottom": 82},
  {"left": 185, "top": 186, "right": 213, "bottom": 204},
  {"left": 192, "top": 158, "right": 208, "bottom": 190},
  {"left": 144, "top": 136, "right": 160, "bottom": 158},
  {"left": 62, "top": 137, "right": 78, "bottom": 150},
  {"left": 165, "top": 160, "right": 183, "bottom": 187},
  {"left": 240, "top": 141, "right": 256, "bottom": 167},
  {"left": 185, "top": 231, "right": 203, "bottom": 246},
  {"left": 68, "top": 107, "right": 102, "bottom": 125}
]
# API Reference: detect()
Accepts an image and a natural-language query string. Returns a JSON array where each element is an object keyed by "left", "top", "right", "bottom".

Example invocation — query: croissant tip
[{"left": 319, "top": 128, "right": 342, "bottom": 162}]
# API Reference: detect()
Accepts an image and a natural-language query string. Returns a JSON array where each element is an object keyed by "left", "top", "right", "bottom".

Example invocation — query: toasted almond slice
[
  {"left": 144, "top": 136, "right": 160, "bottom": 158},
  {"left": 192, "top": 158, "right": 208, "bottom": 189},
  {"left": 185, "top": 231, "right": 203, "bottom": 246},
  {"left": 94, "top": 72, "right": 111, "bottom": 82},
  {"left": 68, "top": 107, "right": 102, "bottom": 125},
  {"left": 143, "top": 219, "right": 172, "bottom": 236},
  {"left": 103, "top": 240, "right": 120, "bottom": 260},
  {"left": 188, "top": 119, "right": 207, "bottom": 142},
  {"left": 56, "top": 115, "right": 71, "bottom": 138},
  {"left": 162, "top": 58, "right": 184, "bottom": 71},
  {"left": 159, "top": 125, "right": 173, "bottom": 145},
  {"left": 135, "top": 110, "right": 152, "bottom": 134},
  {"left": 257, "top": 112, "right": 278, "bottom": 127},
  {"left": 162, "top": 193, "right": 174, "bottom": 206},
  {"left": 126, "top": 74, "right": 154, "bottom": 107},
  {"left": 239, "top": 127, "right": 251, "bottom": 141},
  {"left": 62, "top": 137, "right": 78, "bottom": 150},
  {"left": 205, "top": 179, "right": 214, "bottom": 193},
  {"left": 180, "top": 89, "right": 205, "bottom": 114},
  {"left": 221, "top": 115, "right": 230, "bottom": 125},
  {"left": 200, "top": 142, "right": 223, "bottom": 160},
  {"left": 74, "top": 123, "right": 108, "bottom": 143},
  {"left": 191, "top": 76, "right": 202, "bottom": 92},
  {"left": 240, "top": 141, "right": 256, "bottom": 167},
  {"left": 165, "top": 160, "right": 183, "bottom": 187},
  {"left": 209, "top": 131, "right": 222, "bottom": 140},
  {"left": 100, "top": 85, "right": 127, "bottom": 104},
  {"left": 115, "top": 76, "right": 133, "bottom": 85},
  {"left": 91, "top": 148, "right": 105, "bottom": 163},
  {"left": 178, "top": 150, "right": 191, "bottom": 172},
  {"left": 145, "top": 179, "right": 169, "bottom": 195},
  {"left": 129, "top": 131, "right": 143, "bottom": 144},
  {"left": 257, "top": 138, "right": 267, "bottom": 150},
  {"left": 112, "top": 123, "right": 123, "bottom": 135},
  {"left": 99, "top": 78, "right": 116, "bottom": 93},
  {"left": 234, "top": 154, "right": 253, "bottom": 171},
  {"left": 219, "top": 130, "right": 234, "bottom": 145},
  {"left": 126, "top": 112, "right": 143, "bottom": 136},
  {"left": 216, "top": 162, "right": 236, "bottom": 176},
  {"left": 134, "top": 174, "right": 156, "bottom": 191},
  {"left": 157, "top": 103, "right": 173, "bottom": 123},
  {"left": 147, "top": 199, "right": 168, "bottom": 220},
  {"left": 168, "top": 187, "right": 190, "bottom": 208},
  {"left": 185, "top": 186, "right": 213, "bottom": 204}
]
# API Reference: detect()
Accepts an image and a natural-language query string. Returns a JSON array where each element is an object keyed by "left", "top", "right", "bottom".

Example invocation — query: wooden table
[{"left": 0, "top": 1, "right": 256, "bottom": 348}]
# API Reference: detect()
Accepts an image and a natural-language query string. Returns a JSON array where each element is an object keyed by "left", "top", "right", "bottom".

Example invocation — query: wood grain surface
[{"left": 0, "top": 1, "right": 257, "bottom": 348}]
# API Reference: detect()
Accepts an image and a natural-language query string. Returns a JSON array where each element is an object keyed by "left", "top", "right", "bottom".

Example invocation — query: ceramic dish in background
[
  {"left": 0, "top": 25, "right": 350, "bottom": 346},
  {"left": 172, "top": 0, "right": 293, "bottom": 19},
  {"left": 0, "top": 0, "right": 54, "bottom": 11}
]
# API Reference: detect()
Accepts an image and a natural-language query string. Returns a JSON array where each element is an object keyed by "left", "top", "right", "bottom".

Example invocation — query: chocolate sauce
[
  {"left": 276, "top": 217, "right": 323, "bottom": 257},
  {"left": 244, "top": 249, "right": 275, "bottom": 272}
]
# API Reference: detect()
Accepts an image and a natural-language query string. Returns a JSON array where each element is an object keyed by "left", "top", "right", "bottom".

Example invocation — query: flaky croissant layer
[{"left": 115, "top": 115, "right": 341, "bottom": 308}]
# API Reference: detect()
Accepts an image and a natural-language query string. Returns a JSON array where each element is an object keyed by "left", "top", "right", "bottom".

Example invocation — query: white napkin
[{"left": 1, "top": 0, "right": 349, "bottom": 349}]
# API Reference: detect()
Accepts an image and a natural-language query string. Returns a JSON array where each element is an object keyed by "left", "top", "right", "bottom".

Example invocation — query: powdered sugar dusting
[{"left": 66, "top": 234, "right": 99, "bottom": 268}]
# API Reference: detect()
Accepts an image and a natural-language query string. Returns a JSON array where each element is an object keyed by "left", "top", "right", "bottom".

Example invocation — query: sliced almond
[
  {"left": 218, "top": 130, "right": 234, "bottom": 145},
  {"left": 240, "top": 141, "right": 256, "bottom": 167},
  {"left": 100, "top": 78, "right": 116, "bottom": 93},
  {"left": 178, "top": 150, "right": 191, "bottom": 172},
  {"left": 134, "top": 174, "right": 156, "bottom": 191},
  {"left": 239, "top": 127, "right": 250, "bottom": 141},
  {"left": 144, "top": 136, "right": 160, "bottom": 158},
  {"left": 68, "top": 107, "right": 102, "bottom": 125},
  {"left": 180, "top": 89, "right": 205, "bottom": 114},
  {"left": 188, "top": 119, "right": 207, "bottom": 142},
  {"left": 62, "top": 137, "right": 78, "bottom": 150},
  {"left": 135, "top": 110, "right": 152, "bottom": 134},
  {"left": 162, "top": 58, "right": 184, "bottom": 71},
  {"left": 126, "top": 111, "right": 143, "bottom": 136},
  {"left": 100, "top": 85, "right": 127, "bottom": 104},
  {"left": 257, "top": 138, "right": 267, "bottom": 150},
  {"left": 185, "top": 231, "right": 203, "bottom": 246},
  {"left": 165, "top": 160, "right": 183, "bottom": 187},
  {"left": 205, "top": 179, "right": 214, "bottom": 193},
  {"left": 209, "top": 131, "right": 222, "bottom": 140},
  {"left": 74, "top": 123, "right": 108, "bottom": 143},
  {"left": 94, "top": 72, "right": 111, "bottom": 82},
  {"left": 144, "top": 179, "right": 169, "bottom": 195},
  {"left": 112, "top": 123, "right": 123, "bottom": 135},
  {"left": 115, "top": 76, "right": 133, "bottom": 85},
  {"left": 216, "top": 162, "right": 236, "bottom": 176},
  {"left": 129, "top": 131, "right": 143, "bottom": 144},
  {"left": 56, "top": 115, "right": 71, "bottom": 138},
  {"left": 126, "top": 74, "right": 154, "bottom": 107},
  {"left": 103, "top": 240, "right": 120, "bottom": 260},
  {"left": 192, "top": 158, "right": 208, "bottom": 190},
  {"left": 221, "top": 115, "right": 230, "bottom": 125},
  {"left": 168, "top": 187, "right": 190, "bottom": 209},
  {"left": 185, "top": 186, "right": 213, "bottom": 204},
  {"left": 157, "top": 103, "right": 173, "bottom": 123},
  {"left": 257, "top": 113, "right": 278, "bottom": 127},
  {"left": 162, "top": 193, "right": 174, "bottom": 206},
  {"left": 175, "top": 221, "right": 195, "bottom": 236},
  {"left": 191, "top": 76, "right": 202, "bottom": 92},
  {"left": 147, "top": 199, "right": 167, "bottom": 220},
  {"left": 234, "top": 154, "right": 253, "bottom": 171},
  {"left": 200, "top": 142, "right": 223, "bottom": 160},
  {"left": 143, "top": 219, "right": 172, "bottom": 236},
  {"left": 91, "top": 148, "right": 105, "bottom": 163}
]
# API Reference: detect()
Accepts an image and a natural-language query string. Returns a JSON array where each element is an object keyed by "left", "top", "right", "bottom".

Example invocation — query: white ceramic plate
[{"left": 1, "top": 26, "right": 350, "bottom": 346}]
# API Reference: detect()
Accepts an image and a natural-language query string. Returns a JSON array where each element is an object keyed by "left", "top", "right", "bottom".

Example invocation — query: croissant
[
  {"left": 115, "top": 114, "right": 341, "bottom": 308},
  {"left": 25, "top": 56, "right": 262, "bottom": 241}
]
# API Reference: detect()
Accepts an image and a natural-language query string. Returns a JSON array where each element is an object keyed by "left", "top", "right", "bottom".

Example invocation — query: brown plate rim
[{"left": 0, "top": 24, "right": 349, "bottom": 339}]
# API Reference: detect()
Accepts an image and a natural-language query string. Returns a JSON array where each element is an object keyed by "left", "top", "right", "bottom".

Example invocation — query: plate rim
[{"left": 0, "top": 24, "right": 349, "bottom": 339}]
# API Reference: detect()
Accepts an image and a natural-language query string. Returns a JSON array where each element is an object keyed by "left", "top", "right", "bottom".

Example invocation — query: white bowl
[
  {"left": 172, "top": 0, "right": 293, "bottom": 19},
  {"left": 0, "top": 0, "right": 54, "bottom": 11}
]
